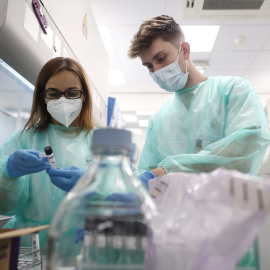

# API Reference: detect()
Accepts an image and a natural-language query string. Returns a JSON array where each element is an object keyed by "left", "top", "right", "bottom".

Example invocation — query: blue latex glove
[
  {"left": 75, "top": 227, "right": 85, "bottom": 244},
  {"left": 138, "top": 171, "right": 156, "bottom": 190},
  {"left": 105, "top": 192, "right": 139, "bottom": 203},
  {"left": 46, "top": 166, "right": 85, "bottom": 192},
  {"left": 7, "top": 149, "right": 51, "bottom": 177}
]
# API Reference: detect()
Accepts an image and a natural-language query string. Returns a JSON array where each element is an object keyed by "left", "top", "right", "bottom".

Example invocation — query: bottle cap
[
  {"left": 44, "top": 146, "right": 53, "bottom": 155},
  {"left": 91, "top": 128, "right": 133, "bottom": 153}
]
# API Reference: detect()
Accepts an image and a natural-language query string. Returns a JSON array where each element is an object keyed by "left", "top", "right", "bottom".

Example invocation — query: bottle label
[
  {"left": 141, "top": 237, "right": 147, "bottom": 250},
  {"left": 113, "top": 236, "right": 122, "bottom": 249},
  {"left": 83, "top": 234, "right": 93, "bottom": 247},
  {"left": 32, "top": 233, "right": 41, "bottom": 262},
  {"left": 96, "top": 234, "right": 106, "bottom": 248},
  {"left": 125, "top": 236, "right": 136, "bottom": 250}
]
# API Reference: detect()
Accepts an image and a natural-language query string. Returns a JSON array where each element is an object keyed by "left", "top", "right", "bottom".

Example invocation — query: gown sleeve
[
  {"left": 0, "top": 130, "right": 29, "bottom": 216},
  {"left": 137, "top": 77, "right": 270, "bottom": 175},
  {"left": 136, "top": 117, "right": 160, "bottom": 175}
]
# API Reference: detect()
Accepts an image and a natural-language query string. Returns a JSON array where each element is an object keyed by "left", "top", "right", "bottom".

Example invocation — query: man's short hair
[{"left": 128, "top": 15, "right": 185, "bottom": 59}]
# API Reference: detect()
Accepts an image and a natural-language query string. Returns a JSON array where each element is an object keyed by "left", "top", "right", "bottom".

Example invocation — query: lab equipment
[
  {"left": 138, "top": 171, "right": 156, "bottom": 190},
  {"left": 148, "top": 168, "right": 270, "bottom": 270},
  {"left": 137, "top": 76, "right": 270, "bottom": 175},
  {"left": 6, "top": 149, "right": 50, "bottom": 177},
  {"left": 107, "top": 97, "right": 125, "bottom": 128},
  {"left": 130, "top": 143, "right": 140, "bottom": 173},
  {"left": 32, "top": 0, "right": 48, "bottom": 34},
  {"left": 47, "top": 165, "right": 85, "bottom": 192},
  {"left": 44, "top": 146, "right": 57, "bottom": 169},
  {"left": 0, "top": 124, "right": 93, "bottom": 251},
  {"left": 46, "top": 128, "right": 157, "bottom": 269}
]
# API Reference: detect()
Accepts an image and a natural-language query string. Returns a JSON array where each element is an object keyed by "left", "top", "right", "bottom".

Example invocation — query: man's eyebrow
[{"left": 142, "top": 50, "right": 166, "bottom": 66}]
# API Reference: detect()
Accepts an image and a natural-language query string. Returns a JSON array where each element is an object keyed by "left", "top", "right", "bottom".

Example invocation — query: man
[{"left": 130, "top": 15, "right": 270, "bottom": 188}]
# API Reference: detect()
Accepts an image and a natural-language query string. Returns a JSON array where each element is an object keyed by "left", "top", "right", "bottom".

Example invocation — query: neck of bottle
[{"left": 93, "top": 148, "right": 132, "bottom": 168}]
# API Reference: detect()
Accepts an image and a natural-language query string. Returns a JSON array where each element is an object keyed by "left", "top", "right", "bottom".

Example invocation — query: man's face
[{"left": 140, "top": 37, "right": 179, "bottom": 73}]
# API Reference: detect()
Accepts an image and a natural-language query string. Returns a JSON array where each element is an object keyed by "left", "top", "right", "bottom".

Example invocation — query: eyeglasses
[{"left": 43, "top": 89, "right": 84, "bottom": 99}]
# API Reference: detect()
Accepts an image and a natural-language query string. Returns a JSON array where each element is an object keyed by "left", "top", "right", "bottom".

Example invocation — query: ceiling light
[
  {"left": 122, "top": 114, "right": 138, "bottom": 123},
  {"left": 108, "top": 70, "right": 126, "bottom": 85},
  {"left": 98, "top": 26, "right": 116, "bottom": 53},
  {"left": 181, "top": 25, "right": 220, "bottom": 52},
  {"left": 10, "top": 112, "right": 31, "bottom": 119},
  {"left": 138, "top": 120, "right": 149, "bottom": 127},
  {"left": 136, "top": 111, "right": 157, "bottom": 116}
]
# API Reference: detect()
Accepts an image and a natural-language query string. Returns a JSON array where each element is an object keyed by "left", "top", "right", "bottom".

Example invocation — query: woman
[{"left": 0, "top": 57, "right": 94, "bottom": 250}]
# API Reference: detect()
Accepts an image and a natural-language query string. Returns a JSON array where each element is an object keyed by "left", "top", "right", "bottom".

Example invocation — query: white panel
[
  {"left": 209, "top": 51, "right": 257, "bottom": 70},
  {"left": 253, "top": 84, "right": 270, "bottom": 94},
  {"left": 109, "top": 83, "right": 164, "bottom": 93},
  {"left": 243, "top": 70, "right": 270, "bottom": 87},
  {"left": 263, "top": 38, "right": 270, "bottom": 50},
  {"left": 111, "top": 93, "right": 173, "bottom": 111},
  {"left": 109, "top": 52, "right": 121, "bottom": 69},
  {"left": 191, "top": 52, "right": 211, "bottom": 61},
  {"left": 166, "top": 1, "right": 182, "bottom": 21},
  {"left": 224, "top": 19, "right": 270, "bottom": 25},
  {"left": 258, "top": 94, "right": 270, "bottom": 107},
  {"left": 111, "top": 26, "right": 142, "bottom": 53},
  {"left": 178, "top": 19, "right": 222, "bottom": 25},
  {"left": 103, "top": 0, "right": 164, "bottom": 25},
  {"left": 213, "top": 25, "right": 270, "bottom": 51},
  {"left": 89, "top": 0, "right": 108, "bottom": 25},
  {"left": 118, "top": 51, "right": 145, "bottom": 70},
  {"left": 205, "top": 70, "right": 243, "bottom": 77},
  {"left": 249, "top": 51, "right": 270, "bottom": 70},
  {"left": 123, "top": 69, "right": 154, "bottom": 84}
]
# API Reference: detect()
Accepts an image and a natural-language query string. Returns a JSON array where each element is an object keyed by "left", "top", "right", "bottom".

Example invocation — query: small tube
[{"left": 44, "top": 146, "right": 57, "bottom": 169}]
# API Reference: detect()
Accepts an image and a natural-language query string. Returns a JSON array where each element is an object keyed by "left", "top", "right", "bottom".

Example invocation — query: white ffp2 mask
[
  {"left": 47, "top": 97, "right": 82, "bottom": 127},
  {"left": 150, "top": 45, "right": 189, "bottom": 92}
]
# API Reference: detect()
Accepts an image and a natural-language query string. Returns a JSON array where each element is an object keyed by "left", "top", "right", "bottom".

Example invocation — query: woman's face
[{"left": 44, "top": 70, "right": 85, "bottom": 126}]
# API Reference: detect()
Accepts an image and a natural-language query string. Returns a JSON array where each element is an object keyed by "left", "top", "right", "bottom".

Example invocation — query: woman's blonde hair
[
  {"left": 22, "top": 57, "right": 94, "bottom": 135},
  {"left": 128, "top": 15, "right": 185, "bottom": 59}
]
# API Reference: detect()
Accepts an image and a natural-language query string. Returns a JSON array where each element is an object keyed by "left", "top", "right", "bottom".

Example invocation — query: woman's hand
[
  {"left": 7, "top": 149, "right": 51, "bottom": 177},
  {"left": 46, "top": 166, "right": 85, "bottom": 192}
]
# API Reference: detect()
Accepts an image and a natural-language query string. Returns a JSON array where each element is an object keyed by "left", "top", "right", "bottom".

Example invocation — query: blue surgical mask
[{"left": 149, "top": 45, "right": 189, "bottom": 92}]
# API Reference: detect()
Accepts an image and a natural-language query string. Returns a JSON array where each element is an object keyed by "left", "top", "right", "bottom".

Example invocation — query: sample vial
[{"left": 44, "top": 146, "right": 57, "bottom": 169}]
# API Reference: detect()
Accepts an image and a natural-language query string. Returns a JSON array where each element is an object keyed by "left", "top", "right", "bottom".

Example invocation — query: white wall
[{"left": 42, "top": 0, "right": 109, "bottom": 105}]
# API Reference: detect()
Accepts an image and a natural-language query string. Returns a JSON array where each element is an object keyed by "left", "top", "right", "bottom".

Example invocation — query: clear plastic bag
[{"left": 148, "top": 168, "right": 270, "bottom": 270}]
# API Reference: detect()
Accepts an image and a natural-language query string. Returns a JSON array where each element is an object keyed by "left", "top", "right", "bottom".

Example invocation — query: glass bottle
[{"left": 46, "top": 128, "right": 157, "bottom": 270}]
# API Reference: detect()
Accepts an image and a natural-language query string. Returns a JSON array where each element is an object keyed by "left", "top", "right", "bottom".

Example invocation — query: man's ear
[{"left": 181, "top": 42, "right": 190, "bottom": 60}]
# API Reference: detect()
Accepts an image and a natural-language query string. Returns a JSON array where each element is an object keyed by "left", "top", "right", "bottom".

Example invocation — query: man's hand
[{"left": 151, "top": 166, "right": 167, "bottom": 177}]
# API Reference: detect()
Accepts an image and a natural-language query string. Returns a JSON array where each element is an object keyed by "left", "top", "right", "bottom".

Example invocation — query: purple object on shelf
[
  {"left": 9, "top": 237, "right": 20, "bottom": 270},
  {"left": 32, "top": 0, "right": 48, "bottom": 34}
]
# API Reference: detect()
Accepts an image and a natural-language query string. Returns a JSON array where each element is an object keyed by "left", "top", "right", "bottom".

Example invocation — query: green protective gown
[
  {"left": 0, "top": 123, "right": 93, "bottom": 251},
  {"left": 137, "top": 76, "right": 270, "bottom": 175}
]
